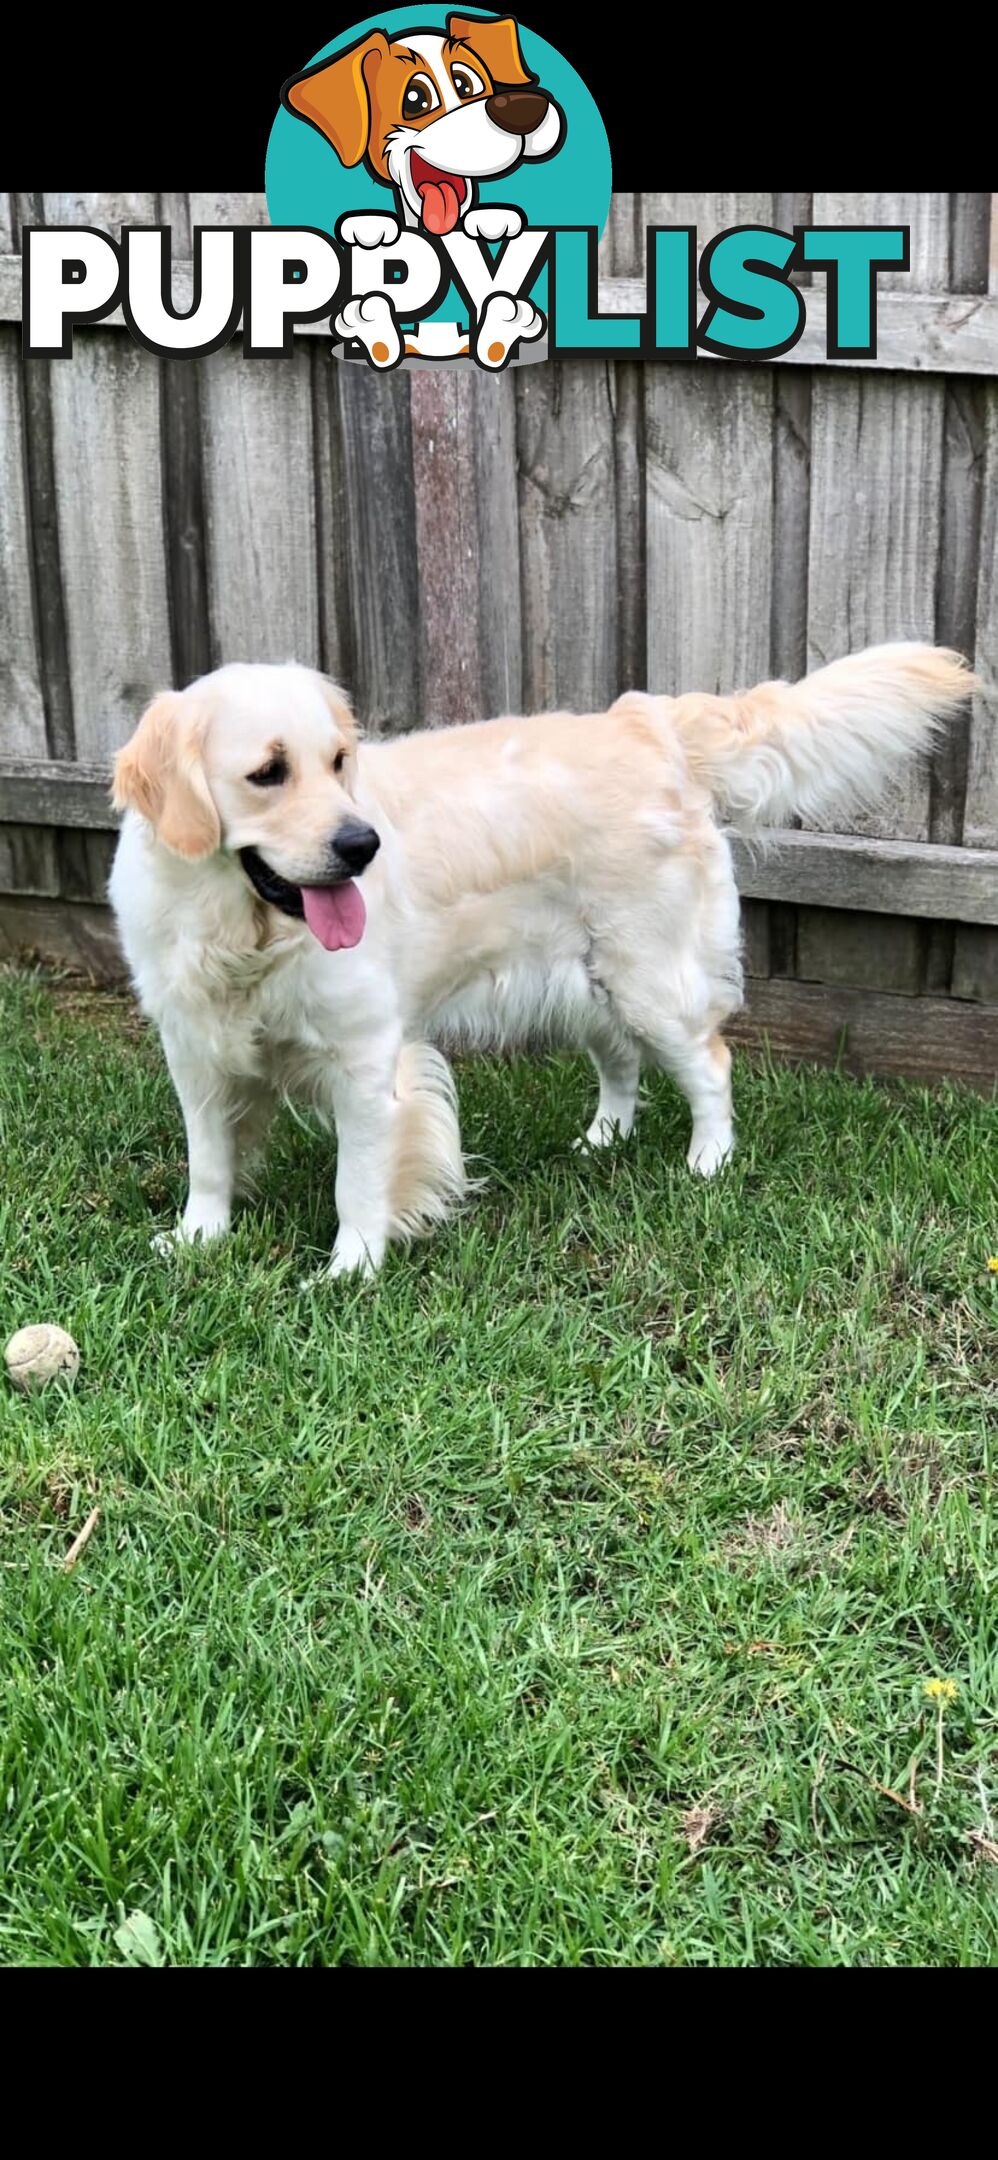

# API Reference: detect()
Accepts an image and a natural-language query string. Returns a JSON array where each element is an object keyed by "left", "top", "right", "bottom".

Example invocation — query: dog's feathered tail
[
  {"left": 667, "top": 642, "right": 976, "bottom": 832},
  {"left": 388, "top": 1042, "right": 469, "bottom": 1242}
]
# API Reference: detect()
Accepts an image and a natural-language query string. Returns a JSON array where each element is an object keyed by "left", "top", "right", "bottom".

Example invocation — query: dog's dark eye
[
  {"left": 403, "top": 74, "right": 437, "bottom": 117},
  {"left": 333, "top": 749, "right": 347, "bottom": 774},
  {"left": 247, "top": 757, "right": 288, "bottom": 788},
  {"left": 452, "top": 66, "right": 483, "bottom": 100}
]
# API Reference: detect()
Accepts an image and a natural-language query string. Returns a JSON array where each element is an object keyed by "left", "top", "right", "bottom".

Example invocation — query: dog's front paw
[
  {"left": 338, "top": 212, "right": 400, "bottom": 248},
  {"left": 151, "top": 1213, "right": 229, "bottom": 1255},
  {"left": 302, "top": 1229, "right": 382, "bottom": 1287},
  {"left": 687, "top": 1127, "right": 734, "bottom": 1178},
  {"left": 573, "top": 1114, "right": 629, "bottom": 1154},
  {"left": 335, "top": 294, "right": 402, "bottom": 369},
  {"left": 462, "top": 204, "right": 523, "bottom": 241},
  {"left": 473, "top": 292, "right": 544, "bottom": 370}
]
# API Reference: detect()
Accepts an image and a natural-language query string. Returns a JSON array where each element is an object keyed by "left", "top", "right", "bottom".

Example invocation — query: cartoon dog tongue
[
  {"left": 411, "top": 156, "right": 465, "bottom": 236},
  {"left": 300, "top": 881, "right": 367, "bottom": 952}
]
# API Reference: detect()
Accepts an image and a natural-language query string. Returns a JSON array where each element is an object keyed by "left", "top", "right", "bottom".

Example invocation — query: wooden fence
[{"left": 1, "top": 190, "right": 997, "bottom": 1087}]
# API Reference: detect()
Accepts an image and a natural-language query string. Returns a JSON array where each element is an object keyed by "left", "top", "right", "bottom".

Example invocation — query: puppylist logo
[
  {"left": 21, "top": 10, "right": 911, "bottom": 369},
  {"left": 267, "top": 9, "right": 607, "bottom": 369}
]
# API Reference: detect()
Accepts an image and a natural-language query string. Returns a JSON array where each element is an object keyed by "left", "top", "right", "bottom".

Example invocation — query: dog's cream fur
[{"left": 109, "top": 643, "right": 974, "bottom": 1277}]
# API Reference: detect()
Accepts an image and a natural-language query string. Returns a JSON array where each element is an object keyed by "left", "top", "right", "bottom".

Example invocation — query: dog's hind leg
[
  {"left": 641, "top": 1020, "right": 734, "bottom": 1177},
  {"left": 575, "top": 1020, "right": 642, "bottom": 1152}
]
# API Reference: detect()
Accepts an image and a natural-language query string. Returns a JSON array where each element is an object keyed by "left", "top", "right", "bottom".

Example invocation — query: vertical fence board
[
  {"left": 15, "top": 195, "right": 74, "bottom": 757},
  {"left": 199, "top": 346, "right": 319, "bottom": 669},
  {"left": 951, "top": 196, "right": 998, "bottom": 1013},
  {"left": 0, "top": 827, "right": 60, "bottom": 897},
  {"left": 311, "top": 346, "right": 356, "bottom": 694},
  {"left": 336, "top": 365, "right": 419, "bottom": 733},
  {"left": 932, "top": 197, "right": 991, "bottom": 991},
  {"left": 41, "top": 192, "right": 157, "bottom": 237},
  {"left": 806, "top": 194, "right": 950, "bottom": 843},
  {"left": 613, "top": 358, "right": 646, "bottom": 694},
  {"left": 516, "top": 362, "right": 620, "bottom": 712},
  {"left": 964, "top": 385, "right": 998, "bottom": 848},
  {"left": 40, "top": 193, "right": 171, "bottom": 759},
  {"left": 642, "top": 195, "right": 775, "bottom": 700},
  {"left": 188, "top": 193, "right": 269, "bottom": 227},
  {"left": 48, "top": 333, "right": 173, "bottom": 758},
  {"left": 0, "top": 331, "right": 47, "bottom": 753},
  {"left": 638, "top": 190, "right": 775, "bottom": 251},
  {"left": 161, "top": 357, "right": 212, "bottom": 689},
  {"left": 410, "top": 373, "right": 482, "bottom": 725},
  {"left": 645, "top": 360, "right": 774, "bottom": 697},
  {"left": 472, "top": 372, "right": 523, "bottom": 716}
]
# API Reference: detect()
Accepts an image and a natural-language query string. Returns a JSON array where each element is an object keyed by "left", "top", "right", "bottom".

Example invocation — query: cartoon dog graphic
[{"left": 282, "top": 13, "right": 564, "bottom": 367}]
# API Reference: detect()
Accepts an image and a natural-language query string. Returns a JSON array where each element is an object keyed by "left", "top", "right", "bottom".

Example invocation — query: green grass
[{"left": 0, "top": 964, "right": 996, "bottom": 1967}]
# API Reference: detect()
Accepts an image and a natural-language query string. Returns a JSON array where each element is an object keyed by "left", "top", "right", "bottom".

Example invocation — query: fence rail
[{"left": 1, "top": 189, "right": 996, "bottom": 1089}]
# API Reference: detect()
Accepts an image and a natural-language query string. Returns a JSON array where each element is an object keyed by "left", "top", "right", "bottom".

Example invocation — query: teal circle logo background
[{"left": 265, "top": 9, "right": 612, "bottom": 326}]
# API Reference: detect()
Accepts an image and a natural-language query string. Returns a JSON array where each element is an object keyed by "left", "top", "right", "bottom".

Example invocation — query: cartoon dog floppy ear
[
  {"left": 446, "top": 13, "right": 535, "bottom": 87},
  {"left": 282, "top": 31, "right": 390, "bottom": 168},
  {"left": 283, "top": 16, "right": 545, "bottom": 171}
]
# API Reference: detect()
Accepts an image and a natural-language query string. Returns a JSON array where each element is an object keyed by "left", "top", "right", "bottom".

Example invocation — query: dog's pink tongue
[
  {"left": 418, "top": 178, "right": 462, "bottom": 236},
  {"left": 301, "top": 881, "right": 366, "bottom": 952}
]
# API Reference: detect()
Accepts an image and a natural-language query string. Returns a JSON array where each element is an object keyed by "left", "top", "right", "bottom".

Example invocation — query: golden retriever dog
[{"left": 109, "top": 644, "right": 972, "bottom": 1278}]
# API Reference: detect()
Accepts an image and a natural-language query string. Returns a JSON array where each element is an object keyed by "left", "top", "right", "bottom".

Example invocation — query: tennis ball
[{"left": 4, "top": 1324, "right": 80, "bottom": 1393}]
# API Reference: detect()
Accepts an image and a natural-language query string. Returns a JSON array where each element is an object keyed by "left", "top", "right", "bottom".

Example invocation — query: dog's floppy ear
[
  {"left": 282, "top": 32, "right": 390, "bottom": 167},
  {"left": 112, "top": 691, "right": 221, "bottom": 860},
  {"left": 447, "top": 13, "right": 534, "bottom": 86},
  {"left": 318, "top": 675, "right": 359, "bottom": 747}
]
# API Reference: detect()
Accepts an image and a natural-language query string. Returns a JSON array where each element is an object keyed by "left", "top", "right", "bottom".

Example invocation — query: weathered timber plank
[
  {"left": 516, "top": 361, "right": 621, "bottom": 711},
  {"left": 965, "top": 382, "right": 998, "bottom": 847},
  {"left": 937, "top": 196, "right": 992, "bottom": 994},
  {"left": 0, "top": 895, "right": 126, "bottom": 981},
  {"left": 187, "top": 193, "right": 269, "bottom": 227},
  {"left": 796, "top": 908, "right": 924, "bottom": 995},
  {"left": 0, "top": 329, "right": 47, "bottom": 753},
  {"left": 336, "top": 364, "right": 419, "bottom": 733},
  {"left": 951, "top": 927, "right": 998, "bottom": 1005},
  {"left": 729, "top": 829, "right": 998, "bottom": 925},
  {"left": 41, "top": 192, "right": 156, "bottom": 238},
  {"left": 47, "top": 331, "right": 173, "bottom": 758},
  {"left": 56, "top": 829, "right": 117, "bottom": 903},
  {"left": 0, "top": 826, "right": 60, "bottom": 898},
  {"left": 740, "top": 899, "right": 772, "bottom": 979},
  {"left": 6, "top": 765, "right": 997, "bottom": 925},
  {"left": 161, "top": 356, "right": 212, "bottom": 688},
  {"left": 730, "top": 976, "right": 998, "bottom": 1092},
  {"left": 645, "top": 361, "right": 774, "bottom": 696},
  {"left": 807, "top": 196, "right": 952, "bottom": 844},
  {"left": 199, "top": 342, "right": 319, "bottom": 669},
  {"left": 471, "top": 371, "right": 523, "bottom": 716},
  {"left": 0, "top": 761, "right": 117, "bottom": 828},
  {"left": 410, "top": 372, "right": 482, "bottom": 725},
  {"left": 311, "top": 343, "right": 355, "bottom": 692}
]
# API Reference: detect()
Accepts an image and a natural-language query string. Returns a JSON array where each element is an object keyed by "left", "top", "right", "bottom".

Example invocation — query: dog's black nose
[
  {"left": 333, "top": 819, "right": 380, "bottom": 875},
  {"left": 486, "top": 88, "right": 550, "bottom": 135}
]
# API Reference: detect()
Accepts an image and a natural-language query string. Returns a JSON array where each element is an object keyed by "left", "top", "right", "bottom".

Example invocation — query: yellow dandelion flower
[
  {"left": 987, "top": 1256, "right": 998, "bottom": 1274},
  {"left": 924, "top": 1677, "right": 958, "bottom": 1703}
]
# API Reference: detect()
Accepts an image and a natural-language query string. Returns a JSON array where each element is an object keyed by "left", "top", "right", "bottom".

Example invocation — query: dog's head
[
  {"left": 283, "top": 13, "right": 564, "bottom": 234},
  {"left": 112, "top": 666, "right": 378, "bottom": 950}
]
